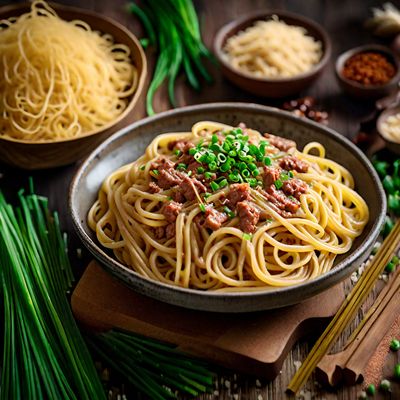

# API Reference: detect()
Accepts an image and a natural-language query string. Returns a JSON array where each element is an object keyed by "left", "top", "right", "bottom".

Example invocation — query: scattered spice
[
  {"left": 282, "top": 96, "right": 328, "bottom": 124},
  {"left": 342, "top": 52, "right": 396, "bottom": 86}
]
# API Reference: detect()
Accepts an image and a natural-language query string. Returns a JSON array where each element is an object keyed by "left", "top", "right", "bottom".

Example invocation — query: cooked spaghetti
[
  {"left": 223, "top": 16, "right": 322, "bottom": 78},
  {"left": 0, "top": 1, "right": 138, "bottom": 141},
  {"left": 88, "top": 121, "right": 369, "bottom": 291}
]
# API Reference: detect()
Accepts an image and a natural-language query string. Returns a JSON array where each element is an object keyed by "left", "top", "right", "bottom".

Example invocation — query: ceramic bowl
[
  {"left": 0, "top": 2, "right": 147, "bottom": 170},
  {"left": 70, "top": 103, "right": 386, "bottom": 313},
  {"left": 377, "top": 105, "right": 400, "bottom": 154},
  {"left": 213, "top": 11, "right": 331, "bottom": 97},
  {"left": 335, "top": 44, "right": 400, "bottom": 99}
]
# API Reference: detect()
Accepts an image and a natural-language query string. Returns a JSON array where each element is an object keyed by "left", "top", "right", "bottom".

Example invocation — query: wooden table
[{"left": 1, "top": 0, "right": 399, "bottom": 399}]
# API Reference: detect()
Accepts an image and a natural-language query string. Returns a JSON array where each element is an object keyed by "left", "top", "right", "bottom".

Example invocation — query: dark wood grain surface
[{"left": 1, "top": 0, "right": 399, "bottom": 399}]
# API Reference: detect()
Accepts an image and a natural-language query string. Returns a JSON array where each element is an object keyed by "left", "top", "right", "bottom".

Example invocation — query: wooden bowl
[
  {"left": 0, "top": 3, "right": 147, "bottom": 170},
  {"left": 70, "top": 102, "right": 386, "bottom": 312},
  {"left": 335, "top": 44, "right": 400, "bottom": 99},
  {"left": 214, "top": 11, "right": 331, "bottom": 98},
  {"left": 377, "top": 105, "right": 400, "bottom": 154}
]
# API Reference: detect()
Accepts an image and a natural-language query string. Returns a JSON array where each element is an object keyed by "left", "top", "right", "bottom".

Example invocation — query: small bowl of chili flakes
[{"left": 335, "top": 44, "right": 400, "bottom": 99}]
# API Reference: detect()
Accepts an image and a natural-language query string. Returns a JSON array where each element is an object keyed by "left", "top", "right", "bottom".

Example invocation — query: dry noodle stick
[{"left": 287, "top": 220, "right": 400, "bottom": 394}]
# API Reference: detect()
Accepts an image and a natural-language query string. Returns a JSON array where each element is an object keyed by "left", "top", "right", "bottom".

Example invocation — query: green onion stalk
[
  {"left": 128, "top": 0, "right": 214, "bottom": 115},
  {"left": 0, "top": 188, "right": 105, "bottom": 400},
  {"left": 86, "top": 329, "right": 215, "bottom": 400}
]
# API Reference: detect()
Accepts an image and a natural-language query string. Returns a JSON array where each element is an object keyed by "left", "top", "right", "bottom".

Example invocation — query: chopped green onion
[
  {"left": 210, "top": 181, "right": 219, "bottom": 191},
  {"left": 242, "top": 169, "right": 250, "bottom": 178},
  {"left": 204, "top": 172, "right": 213, "bottom": 179},
  {"left": 199, "top": 203, "right": 206, "bottom": 212},
  {"left": 187, "top": 170, "right": 192, "bottom": 176},
  {"left": 219, "top": 179, "right": 228, "bottom": 188},
  {"left": 152, "top": 169, "right": 160, "bottom": 175},
  {"left": 204, "top": 192, "right": 211, "bottom": 199},
  {"left": 248, "top": 163, "right": 257, "bottom": 171},
  {"left": 197, "top": 166, "right": 205, "bottom": 174},
  {"left": 177, "top": 163, "right": 187, "bottom": 170},
  {"left": 174, "top": 149, "right": 182, "bottom": 156},
  {"left": 217, "top": 153, "right": 227, "bottom": 163},
  {"left": 264, "top": 157, "right": 272, "bottom": 166},
  {"left": 232, "top": 128, "right": 242, "bottom": 135},
  {"left": 223, "top": 206, "right": 235, "bottom": 218},
  {"left": 140, "top": 165, "right": 146, "bottom": 170},
  {"left": 274, "top": 179, "right": 283, "bottom": 190},
  {"left": 243, "top": 233, "right": 252, "bottom": 241},
  {"left": 209, "top": 162, "right": 217, "bottom": 171},
  {"left": 229, "top": 173, "right": 240, "bottom": 182},
  {"left": 288, "top": 171, "right": 294, "bottom": 178},
  {"left": 220, "top": 162, "right": 231, "bottom": 172},
  {"left": 211, "top": 134, "right": 218, "bottom": 144},
  {"left": 228, "top": 150, "right": 237, "bottom": 157},
  {"left": 189, "top": 148, "right": 197, "bottom": 156},
  {"left": 252, "top": 169, "right": 260, "bottom": 177}
]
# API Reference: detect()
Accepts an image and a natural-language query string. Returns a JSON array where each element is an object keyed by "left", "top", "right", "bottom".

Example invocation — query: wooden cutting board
[{"left": 71, "top": 260, "right": 345, "bottom": 379}]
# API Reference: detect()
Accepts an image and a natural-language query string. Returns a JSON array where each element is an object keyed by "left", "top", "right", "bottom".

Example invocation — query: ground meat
[
  {"left": 282, "top": 179, "right": 308, "bottom": 200},
  {"left": 279, "top": 156, "right": 309, "bottom": 173},
  {"left": 203, "top": 207, "right": 228, "bottom": 231},
  {"left": 153, "top": 226, "right": 165, "bottom": 239},
  {"left": 236, "top": 201, "right": 260, "bottom": 233},
  {"left": 151, "top": 158, "right": 175, "bottom": 171},
  {"left": 264, "top": 133, "right": 296, "bottom": 152},
  {"left": 181, "top": 176, "right": 207, "bottom": 201},
  {"left": 263, "top": 166, "right": 281, "bottom": 187},
  {"left": 151, "top": 158, "right": 184, "bottom": 190},
  {"left": 171, "top": 187, "right": 185, "bottom": 203},
  {"left": 148, "top": 182, "right": 161, "bottom": 193},
  {"left": 162, "top": 201, "right": 183, "bottom": 223},
  {"left": 187, "top": 160, "right": 202, "bottom": 172},
  {"left": 168, "top": 140, "right": 194, "bottom": 153},
  {"left": 157, "top": 169, "right": 183, "bottom": 189},
  {"left": 226, "top": 183, "right": 251, "bottom": 207},
  {"left": 166, "top": 223, "right": 176, "bottom": 239},
  {"left": 263, "top": 185, "right": 300, "bottom": 215}
]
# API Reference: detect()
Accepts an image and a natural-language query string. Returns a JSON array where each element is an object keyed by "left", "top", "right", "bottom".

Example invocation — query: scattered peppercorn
[
  {"left": 379, "top": 379, "right": 391, "bottom": 392},
  {"left": 282, "top": 96, "right": 329, "bottom": 125},
  {"left": 394, "top": 363, "right": 400, "bottom": 379},
  {"left": 390, "top": 339, "right": 400, "bottom": 351},
  {"left": 366, "top": 383, "right": 376, "bottom": 395},
  {"left": 342, "top": 52, "right": 396, "bottom": 86}
]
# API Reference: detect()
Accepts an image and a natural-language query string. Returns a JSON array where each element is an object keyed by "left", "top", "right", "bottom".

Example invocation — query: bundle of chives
[
  {"left": 128, "top": 0, "right": 214, "bottom": 115},
  {"left": 0, "top": 188, "right": 105, "bottom": 400},
  {"left": 87, "top": 329, "right": 215, "bottom": 400}
]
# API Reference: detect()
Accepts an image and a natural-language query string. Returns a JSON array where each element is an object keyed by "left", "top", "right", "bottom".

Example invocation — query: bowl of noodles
[
  {"left": 70, "top": 102, "right": 386, "bottom": 312},
  {"left": 0, "top": 1, "right": 146, "bottom": 169},
  {"left": 214, "top": 11, "right": 331, "bottom": 97}
]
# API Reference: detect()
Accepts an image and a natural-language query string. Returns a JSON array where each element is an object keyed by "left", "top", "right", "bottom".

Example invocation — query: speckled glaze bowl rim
[
  {"left": 0, "top": 2, "right": 147, "bottom": 145},
  {"left": 70, "top": 102, "right": 386, "bottom": 312},
  {"left": 335, "top": 44, "right": 400, "bottom": 90},
  {"left": 214, "top": 10, "right": 332, "bottom": 83}
]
